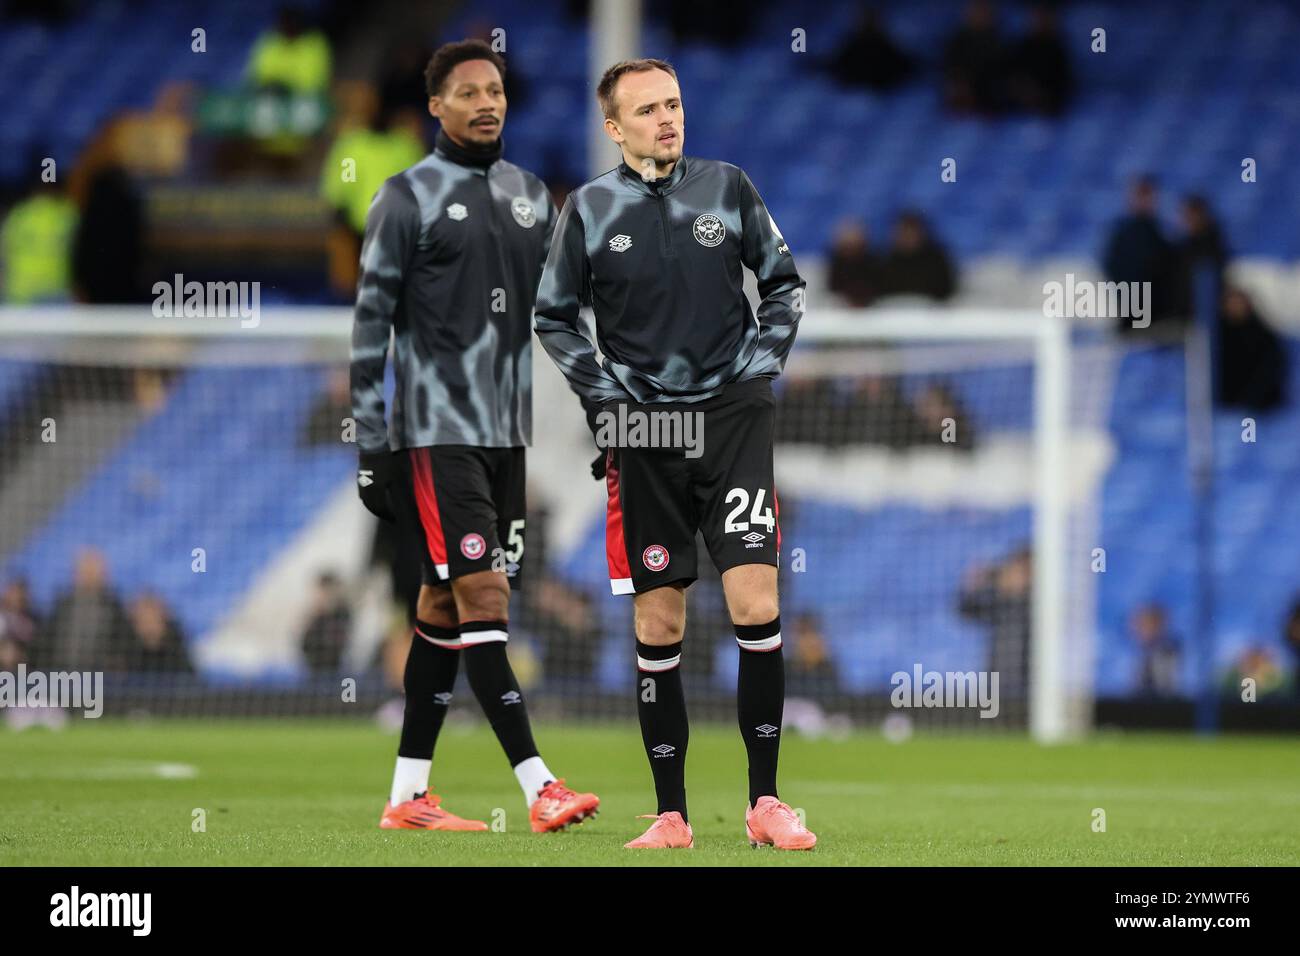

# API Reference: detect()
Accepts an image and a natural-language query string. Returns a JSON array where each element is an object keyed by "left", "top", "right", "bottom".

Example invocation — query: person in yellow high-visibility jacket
[
  {"left": 320, "top": 107, "right": 425, "bottom": 295},
  {"left": 321, "top": 119, "right": 425, "bottom": 236},
  {"left": 246, "top": 8, "right": 332, "bottom": 95},
  {"left": 1, "top": 186, "right": 79, "bottom": 304}
]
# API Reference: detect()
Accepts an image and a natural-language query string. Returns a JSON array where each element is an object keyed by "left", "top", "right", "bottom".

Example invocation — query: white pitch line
[{"left": 0, "top": 761, "right": 198, "bottom": 781}]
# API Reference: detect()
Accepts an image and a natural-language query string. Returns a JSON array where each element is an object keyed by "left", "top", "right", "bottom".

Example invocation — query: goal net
[{"left": 0, "top": 306, "right": 1115, "bottom": 739}]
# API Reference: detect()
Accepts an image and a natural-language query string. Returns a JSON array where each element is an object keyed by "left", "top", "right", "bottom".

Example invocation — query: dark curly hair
[{"left": 424, "top": 39, "right": 506, "bottom": 98}]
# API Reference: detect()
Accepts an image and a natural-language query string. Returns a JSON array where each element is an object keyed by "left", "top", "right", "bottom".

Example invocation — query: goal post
[{"left": 795, "top": 309, "right": 1078, "bottom": 742}]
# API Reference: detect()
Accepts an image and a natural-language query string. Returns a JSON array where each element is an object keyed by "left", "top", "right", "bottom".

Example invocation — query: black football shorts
[
  {"left": 604, "top": 377, "right": 782, "bottom": 595},
  {"left": 390, "top": 445, "right": 526, "bottom": 588}
]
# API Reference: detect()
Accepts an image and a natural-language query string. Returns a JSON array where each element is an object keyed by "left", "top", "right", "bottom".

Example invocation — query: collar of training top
[
  {"left": 434, "top": 128, "right": 503, "bottom": 169},
  {"left": 616, "top": 156, "right": 689, "bottom": 194}
]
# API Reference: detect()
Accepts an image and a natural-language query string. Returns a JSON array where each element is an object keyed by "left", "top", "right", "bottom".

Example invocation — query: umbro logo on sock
[
  {"left": 501, "top": 691, "right": 522, "bottom": 705},
  {"left": 755, "top": 724, "right": 779, "bottom": 738},
  {"left": 433, "top": 692, "right": 452, "bottom": 705},
  {"left": 651, "top": 744, "right": 676, "bottom": 758}
]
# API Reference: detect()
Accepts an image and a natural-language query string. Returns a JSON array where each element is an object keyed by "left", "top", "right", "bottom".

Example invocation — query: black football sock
[
  {"left": 397, "top": 622, "right": 461, "bottom": 761},
  {"left": 461, "top": 623, "right": 541, "bottom": 767},
  {"left": 736, "top": 617, "right": 784, "bottom": 806},
  {"left": 635, "top": 640, "right": 689, "bottom": 821}
]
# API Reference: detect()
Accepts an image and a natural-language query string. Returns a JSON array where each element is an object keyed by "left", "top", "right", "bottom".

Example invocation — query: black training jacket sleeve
[
  {"left": 534, "top": 195, "right": 628, "bottom": 404},
  {"left": 350, "top": 177, "right": 420, "bottom": 454},
  {"left": 738, "top": 168, "right": 805, "bottom": 378}
]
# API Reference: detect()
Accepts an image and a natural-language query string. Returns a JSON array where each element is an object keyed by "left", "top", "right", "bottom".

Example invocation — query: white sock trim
[
  {"left": 390, "top": 756, "right": 431, "bottom": 806},
  {"left": 459, "top": 628, "right": 508, "bottom": 646},
  {"left": 637, "top": 653, "right": 681, "bottom": 672},
  {"left": 513, "top": 755, "right": 555, "bottom": 806},
  {"left": 737, "top": 633, "right": 782, "bottom": 652}
]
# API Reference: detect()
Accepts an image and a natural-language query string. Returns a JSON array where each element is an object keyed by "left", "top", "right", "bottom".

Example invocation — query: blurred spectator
[
  {"left": 786, "top": 613, "right": 841, "bottom": 698},
  {"left": 377, "top": 40, "right": 435, "bottom": 119},
  {"left": 942, "top": 0, "right": 1006, "bottom": 115},
  {"left": 878, "top": 211, "right": 957, "bottom": 302},
  {"left": 320, "top": 100, "right": 425, "bottom": 297},
  {"left": 373, "top": 606, "right": 416, "bottom": 732},
  {"left": 0, "top": 579, "right": 39, "bottom": 673},
  {"left": 841, "top": 375, "right": 921, "bottom": 448},
  {"left": 1223, "top": 644, "right": 1286, "bottom": 699},
  {"left": 0, "top": 165, "right": 78, "bottom": 304},
  {"left": 71, "top": 160, "right": 145, "bottom": 303},
  {"left": 301, "top": 572, "right": 352, "bottom": 674},
  {"left": 0, "top": 579, "right": 40, "bottom": 654},
  {"left": 783, "top": 374, "right": 976, "bottom": 451},
  {"left": 1170, "top": 194, "right": 1229, "bottom": 317},
  {"left": 1003, "top": 2, "right": 1073, "bottom": 116},
  {"left": 0, "top": 628, "right": 23, "bottom": 675},
  {"left": 683, "top": 552, "right": 733, "bottom": 690},
  {"left": 529, "top": 579, "right": 601, "bottom": 685},
  {"left": 42, "top": 549, "right": 132, "bottom": 671},
  {"left": 774, "top": 374, "right": 842, "bottom": 446},
  {"left": 913, "top": 382, "right": 976, "bottom": 451},
  {"left": 1128, "top": 603, "right": 1180, "bottom": 696},
  {"left": 958, "top": 545, "right": 1031, "bottom": 698},
  {"left": 1217, "top": 286, "right": 1286, "bottom": 412},
  {"left": 827, "top": 219, "right": 882, "bottom": 307},
  {"left": 664, "top": 0, "right": 752, "bottom": 46},
  {"left": 126, "top": 592, "right": 193, "bottom": 675},
  {"left": 5, "top": 0, "right": 74, "bottom": 21},
  {"left": 300, "top": 368, "right": 354, "bottom": 447},
  {"left": 1284, "top": 601, "right": 1300, "bottom": 696},
  {"left": 246, "top": 5, "right": 332, "bottom": 95},
  {"left": 1102, "top": 176, "right": 1176, "bottom": 331},
  {"left": 829, "top": 8, "right": 915, "bottom": 92}
]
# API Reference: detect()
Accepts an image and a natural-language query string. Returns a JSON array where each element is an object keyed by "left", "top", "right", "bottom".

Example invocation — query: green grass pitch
[{"left": 1, "top": 719, "right": 1296, "bottom": 866}]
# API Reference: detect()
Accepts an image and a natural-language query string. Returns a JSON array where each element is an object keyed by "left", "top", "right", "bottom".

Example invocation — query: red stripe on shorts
[
  {"left": 409, "top": 449, "right": 448, "bottom": 568},
  {"left": 605, "top": 450, "right": 632, "bottom": 582}
]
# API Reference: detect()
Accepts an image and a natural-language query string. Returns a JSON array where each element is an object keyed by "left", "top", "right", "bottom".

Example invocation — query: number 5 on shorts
[{"left": 504, "top": 518, "right": 525, "bottom": 562}]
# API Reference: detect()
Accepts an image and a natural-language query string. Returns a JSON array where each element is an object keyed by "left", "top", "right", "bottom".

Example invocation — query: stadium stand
[{"left": 1, "top": 0, "right": 1297, "bottom": 715}]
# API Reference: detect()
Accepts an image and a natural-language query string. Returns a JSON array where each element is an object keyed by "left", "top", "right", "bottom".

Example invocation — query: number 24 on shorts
[{"left": 723, "top": 487, "right": 775, "bottom": 534}]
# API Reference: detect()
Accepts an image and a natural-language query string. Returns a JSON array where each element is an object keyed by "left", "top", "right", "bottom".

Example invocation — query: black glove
[
  {"left": 356, "top": 450, "right": 397, "bottom": 521},
  {"left": 583, "top": 397, "right": 619, "bottom": 481}
]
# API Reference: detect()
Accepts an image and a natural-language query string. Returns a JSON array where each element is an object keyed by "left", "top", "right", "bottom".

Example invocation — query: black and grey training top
[
  {"left": 534, "top": 157, "right": 805, "bottom": 405},
  {"left": 350, "top": 130, "right": 556, "bottom": 454}
]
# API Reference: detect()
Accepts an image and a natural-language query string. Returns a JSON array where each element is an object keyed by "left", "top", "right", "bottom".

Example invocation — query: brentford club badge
[
  {"left": 460, "top": 533, "right": 486, "bottom": 560},
  {"left": 642, "top": 544, "right": 669, "bottom": 572},
  {"left": 510, "top": 197, "right": 536, "bottom": 228},
  {"left": 692, "top": 213, "right": 725, "bottom": 247}
]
